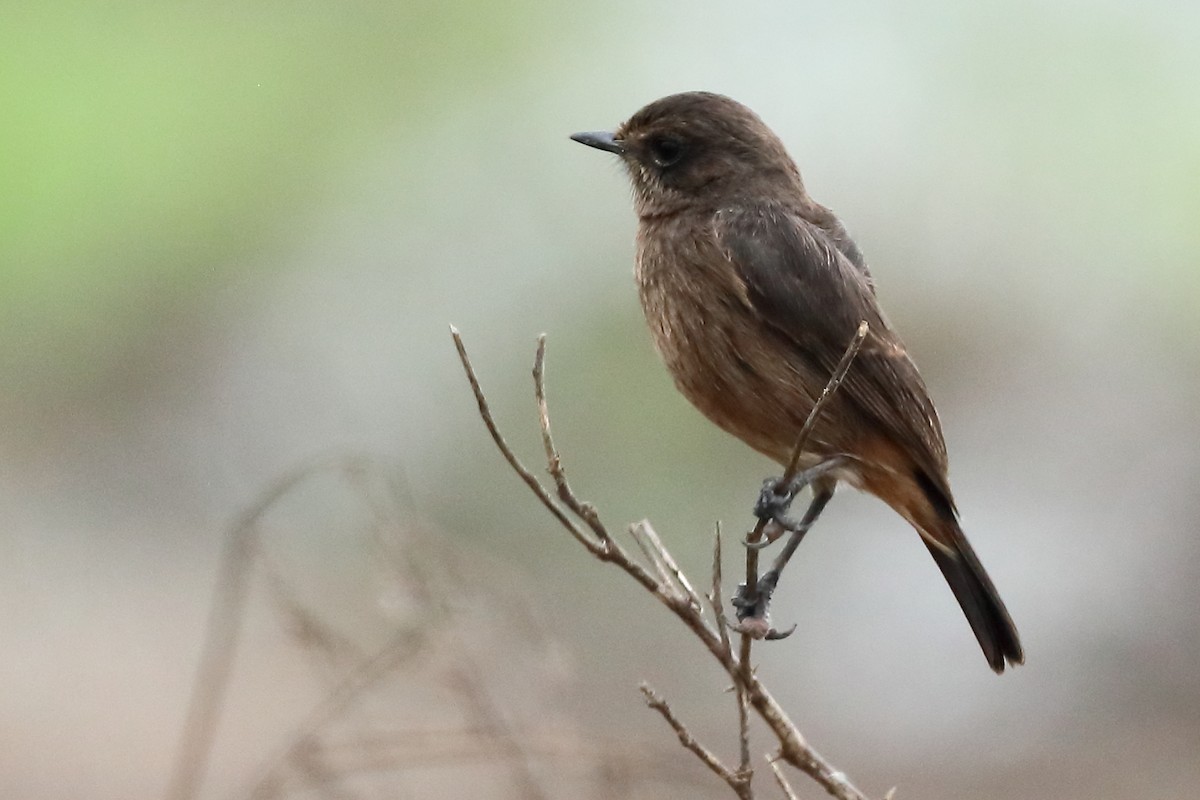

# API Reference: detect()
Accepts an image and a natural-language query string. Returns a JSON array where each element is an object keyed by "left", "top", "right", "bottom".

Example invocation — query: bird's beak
[{"left": 570, "top": 130, "right": 625, "bottom": 155}]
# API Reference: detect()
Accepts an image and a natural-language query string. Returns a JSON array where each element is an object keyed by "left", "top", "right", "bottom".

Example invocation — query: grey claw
[{"left": 765, "top": 624, "right": 797, "bottom": 640}]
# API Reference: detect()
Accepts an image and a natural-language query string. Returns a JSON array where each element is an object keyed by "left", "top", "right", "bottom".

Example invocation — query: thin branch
[
  {"left": 641, "top": 684, "right": 753, "bottom": 800},
  {"left": 710, "top": 524, "right": 733, "bottom": 661},
  {"left": 736, "top": 669, "right": 752, "bottom": 782},
  {"left": 768, "top": 755, "right": 802, "bottom": 800},
  {"left": 630, "top": 522, "right": 680, "bottom": 599},
  {"left": 533, "top": 333, "right": 609, "bottom": 543},
  {"left": 451, "top": 325, "right": 601, "bottom": 555},
  {"left": 631, "top": 519, "right": 704, "bottom": 612},
  {"left": 782, "top": 320, "right": 869, "bottom": 479},
  {"left": 736, "top": 629, "right": 757, "bottom": 745},
  {"left": 451, "top": 327, "right": 878, "bottom": 800}
]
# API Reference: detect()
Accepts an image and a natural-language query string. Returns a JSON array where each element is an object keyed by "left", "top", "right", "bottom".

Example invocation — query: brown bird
[{"left": 571, "top": 91, "right": 1023, "bottom": 673}]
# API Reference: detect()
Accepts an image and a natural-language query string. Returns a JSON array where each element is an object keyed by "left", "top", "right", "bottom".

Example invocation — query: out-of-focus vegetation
[{"left": 0, "top": 1, "right": 549, "bottom": 396}]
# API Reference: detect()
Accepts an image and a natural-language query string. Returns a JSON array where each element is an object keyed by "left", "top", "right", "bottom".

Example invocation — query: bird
[{"left": 570, "top": 91, "right": 1023, "bottom": 673}]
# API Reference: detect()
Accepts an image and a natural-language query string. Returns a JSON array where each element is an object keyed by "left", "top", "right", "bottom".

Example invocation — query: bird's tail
[{"left": 920, "top": 516, "right": 1024, "bottom": 673}]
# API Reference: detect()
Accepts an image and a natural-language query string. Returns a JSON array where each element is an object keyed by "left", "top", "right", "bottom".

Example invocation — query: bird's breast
[{"left": 634, "top": 220, "right": 840, "bottom": 466}]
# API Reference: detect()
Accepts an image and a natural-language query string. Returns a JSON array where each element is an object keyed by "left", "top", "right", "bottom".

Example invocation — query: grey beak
[{"left": 570, "top": 130, "right": 624, "bottom": 155}]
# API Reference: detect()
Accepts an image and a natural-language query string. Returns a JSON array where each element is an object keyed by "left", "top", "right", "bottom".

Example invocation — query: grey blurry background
[{"left": 3, "top": 1, "right": 1199, "bottom": 798}]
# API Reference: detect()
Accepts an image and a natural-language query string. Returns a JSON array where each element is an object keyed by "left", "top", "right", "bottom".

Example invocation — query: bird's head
[{"left": 571, "top": 92, "right": 806, "bottom": 218}]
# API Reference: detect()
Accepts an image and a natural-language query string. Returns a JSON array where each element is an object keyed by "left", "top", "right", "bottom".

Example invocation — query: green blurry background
[{"left": 3, "top": 1, "right": 1198, "bottom": 798}]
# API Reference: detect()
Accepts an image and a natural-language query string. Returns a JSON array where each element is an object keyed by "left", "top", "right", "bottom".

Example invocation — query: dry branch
[
  {"left": 769, "top": 755, "right": 802, "bottom": 800},
  {"left": 168, "top": 454, "right": 565, "bottom": 800},
  {"left": 451, "top": 325, "right": 883, "bottom": 800},
  {"left": 641, "top": 683, "right": 752, "bottom": 799}
]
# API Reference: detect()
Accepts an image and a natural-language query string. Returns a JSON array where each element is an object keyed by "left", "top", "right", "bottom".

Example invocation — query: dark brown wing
[{"left": 713, "top": 202, "right": 953, "bottom": 507}]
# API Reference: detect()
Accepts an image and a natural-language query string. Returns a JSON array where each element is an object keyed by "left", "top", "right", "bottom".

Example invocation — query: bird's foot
[
  {"left": 752, "top": 476, "right": 807, "bottom": 535},
  {"left": 742, "top": 522, "right": 787, "bottom": 550},
  {"left": 730, "top": 571, "right": 795, "bottom": 640}
]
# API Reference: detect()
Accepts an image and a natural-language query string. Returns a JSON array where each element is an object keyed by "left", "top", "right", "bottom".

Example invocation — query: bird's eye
[{"left": 647, "top": 136, "right": 685, "bottom": 168}]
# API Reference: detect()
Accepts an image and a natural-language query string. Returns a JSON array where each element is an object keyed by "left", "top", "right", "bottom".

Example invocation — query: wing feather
[{"left": 713, "top": 202, "right": 954, "bottom": 507}]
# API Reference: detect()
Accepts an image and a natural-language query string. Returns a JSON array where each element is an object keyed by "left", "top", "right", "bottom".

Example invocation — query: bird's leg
[
  {"left": 734, "top": 471, "right": 837, "bottom": 627},
  {"left": 755, "top": 484, "right": 834, "bottom": 606},
  {"left": 733, "top": 457, "right": 842, "bottom": 629}
]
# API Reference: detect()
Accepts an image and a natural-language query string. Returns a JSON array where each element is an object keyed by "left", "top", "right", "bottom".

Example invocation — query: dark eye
[{"left": 647, "top": 136, "right": 685, "bottom": 168}]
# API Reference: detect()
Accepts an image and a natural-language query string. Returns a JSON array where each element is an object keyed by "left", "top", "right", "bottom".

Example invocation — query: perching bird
[{"left": 571, "top": 91, "right": 1023, "bottom": 673}]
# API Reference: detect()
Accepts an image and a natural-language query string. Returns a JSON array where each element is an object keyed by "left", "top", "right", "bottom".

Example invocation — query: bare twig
[
  {"left": 736, "top": 669, "right": 752, "bottom": 781},
  {"left": 735, "top": 629, "right": 758, "bottom": 752},
  {"left": 782, "top": 320, "right": 870, "bottom": 479},
  {"left": 710, "top": 525, "right": 733, "bottom": 661},
  {"left": 769, "top": 755, "right": 802, "bottom": 800},
  {"left": 533, "top": 333, "right": 610, "bottom": 544},
  {"left": 631, "top": 519, "right": 704, "bottom": 612},
  {"left": 451, "top": 327, "right": 877, "bottom": 800},
  {"left": 452, "top": 326, "right": 601, "bottom": 555},
  {"left": 630, "top": 521, "right": 682, "bottom": 601},
  {"left": 641, "top": 684, "right": 753, "bottom": 800}
]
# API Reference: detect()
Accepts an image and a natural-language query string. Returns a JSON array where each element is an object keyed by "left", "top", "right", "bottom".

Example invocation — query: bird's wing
[{"left": 713, "top": 202, "right": 953, "bottom": 507}]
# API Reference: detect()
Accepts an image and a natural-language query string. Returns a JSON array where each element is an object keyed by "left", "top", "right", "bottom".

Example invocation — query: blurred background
[{"left": 3, "top": 1, "right": 1198, "bottom": 798}]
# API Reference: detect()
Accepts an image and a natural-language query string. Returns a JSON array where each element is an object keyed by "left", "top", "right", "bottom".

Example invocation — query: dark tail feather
[{"left": 922, "top": 522, "right": 1024, "bottom": 673}]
